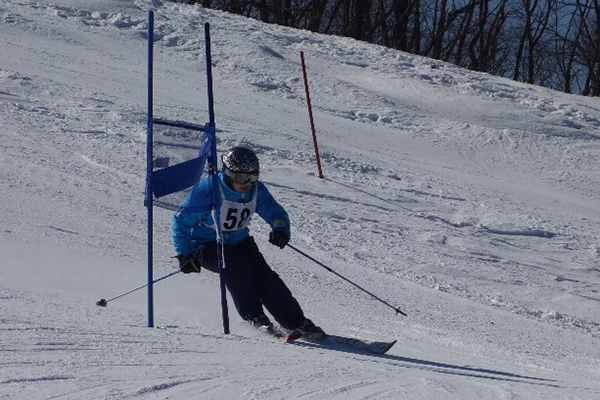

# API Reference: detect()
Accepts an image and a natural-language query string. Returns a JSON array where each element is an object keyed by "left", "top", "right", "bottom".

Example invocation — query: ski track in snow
[
  {"left": 0, "top": 288, "right": 586, "bottom": 399},
  {"left": 1, "top": 0, "right": 600, "bottom": 399}
]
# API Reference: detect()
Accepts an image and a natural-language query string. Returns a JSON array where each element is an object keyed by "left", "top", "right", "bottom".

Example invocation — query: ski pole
[
  {"left": 96, "top": 270, "right": 182, "bottom": 307},
  {"left": 287, "top": 244, "right": 407, "bottom": 316}
]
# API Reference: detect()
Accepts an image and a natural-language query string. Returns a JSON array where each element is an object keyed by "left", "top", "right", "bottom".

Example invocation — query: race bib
[{"left": 218, "top": 185, "right": 257, "bottom": 232}]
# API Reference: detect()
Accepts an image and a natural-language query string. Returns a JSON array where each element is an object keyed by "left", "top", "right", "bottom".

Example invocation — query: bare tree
[
  {"left": 410, "top": 0, "right": 422, "bottom": 54},
  {"left": 391, "top": 0, "right": 412, "bottom": 51},
  {"left": 431, "top": 0, "right": 449, "bottom": 59},
  {"left": 572, "top": 0, "right": 594, "bottom": 94},
  {"left": 305, "top": 0, "right": 329, "bottom": 31},
  {"left": 551, "top": 1, "right": 584, "bottom": 92},
  {"left": 341, "top": 0, "right": 373, "bottom": 41},
  {"left": 180, "top": 0, "right": 600, "bottom": 96},
  {"left": 513, "top": 0, "right": 555, "bottom": 83},
  {"left": 590, "top": 0, "right": 600, "bottom": 95},
  {"left": 440, "top": 0, "right": 477, "bottom": 65}
]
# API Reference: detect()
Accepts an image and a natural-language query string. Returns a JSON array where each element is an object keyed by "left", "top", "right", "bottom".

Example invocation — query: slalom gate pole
[
  {"left": 205, "top": 22, "right": 230, "bottom": 335},
  {"left": 96, "top": 270, "right": 182, "bottom": 307},
  {"left": 287, "top": 244, "right": 407, "bottom": 316},
  {"left": 146, "top": 10, "right": 155, "bottom": 328},
  {"left": 300, "top": 51, "right": 324, "bottom": 179}
]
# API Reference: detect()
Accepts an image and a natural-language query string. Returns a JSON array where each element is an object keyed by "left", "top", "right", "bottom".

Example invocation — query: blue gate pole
[
  {"left": 205, "top": 22, "right": 230, "bottom": 334},
  {"left": 146, "top": 10, "right": 155, "bottom": 328},
  {"left": 205, "top": 23, "right": 215, "bottom": 125}
]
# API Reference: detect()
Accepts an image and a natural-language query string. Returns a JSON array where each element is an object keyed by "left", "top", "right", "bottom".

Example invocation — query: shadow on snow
[{"left": 290, "top": 338, "right": 564, "bottom": 388}]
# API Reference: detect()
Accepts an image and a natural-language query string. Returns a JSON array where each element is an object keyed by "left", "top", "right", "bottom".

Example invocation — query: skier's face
[{"left": 232, "top": 180, "right": 252, "bottom": 194}]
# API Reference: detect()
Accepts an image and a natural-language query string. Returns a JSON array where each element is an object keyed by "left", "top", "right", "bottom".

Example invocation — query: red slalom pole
[{"left": 300, "top": 51, "right": 324, "bottom": 179}]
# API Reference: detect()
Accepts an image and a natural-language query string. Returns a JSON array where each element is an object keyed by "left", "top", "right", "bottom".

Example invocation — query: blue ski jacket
[{"left": 172, "top": 172, "right": 290, "bottom": 256}]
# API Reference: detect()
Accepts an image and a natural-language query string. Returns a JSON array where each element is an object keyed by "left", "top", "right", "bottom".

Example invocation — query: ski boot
[
  {"left": 296, "top": 318, "right": 326, "bottom": 340},
  {"left": 251, "top": 315, "right": 273, "bottom": 332}
]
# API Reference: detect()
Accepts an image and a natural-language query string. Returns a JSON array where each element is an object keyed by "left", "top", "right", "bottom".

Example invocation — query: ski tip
[
  {"left": 381, "top": 340, "right": 397, "bottom": 353},
  {"left": 96, "top": 299, "right": 108, "bottom": 307}
]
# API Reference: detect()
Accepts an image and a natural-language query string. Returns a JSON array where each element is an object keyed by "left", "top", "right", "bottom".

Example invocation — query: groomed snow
[{"left": 1, "top": 0, "right": 600, "bottom": 398}]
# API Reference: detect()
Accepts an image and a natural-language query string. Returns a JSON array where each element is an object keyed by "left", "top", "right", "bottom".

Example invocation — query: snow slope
[{"left": 1, "top": 0, "right": 600, "bottom": 398}]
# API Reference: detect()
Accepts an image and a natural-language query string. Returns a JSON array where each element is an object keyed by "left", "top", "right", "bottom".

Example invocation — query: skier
[{"left": 172, "top": 146, "right": 325, "bottom": 338}]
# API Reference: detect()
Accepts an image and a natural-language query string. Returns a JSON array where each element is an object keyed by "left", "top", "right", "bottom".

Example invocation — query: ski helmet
[
  {"left": 222, "top": 146, "right": 260, "bottom": 173},
  {"left": 222, "top": 146, "right": 260, "bottom": 185}
]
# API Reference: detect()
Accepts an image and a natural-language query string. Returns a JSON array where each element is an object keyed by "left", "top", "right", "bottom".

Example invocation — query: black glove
[
  {"left": 176, "top": 253, "right": 201, "bottom": 274},
  {"left": 269, "top": 231, "right": 290, "bottom": 249}
]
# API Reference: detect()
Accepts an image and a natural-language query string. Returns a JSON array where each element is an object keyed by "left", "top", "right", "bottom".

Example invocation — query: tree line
[{"left": 185, "top": 0, "right": 600, "bottom": 96}]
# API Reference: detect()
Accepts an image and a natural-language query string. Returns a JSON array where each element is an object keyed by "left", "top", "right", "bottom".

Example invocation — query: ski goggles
[{"left": 225, "top": 170, "right": 259, "bottom": 185}]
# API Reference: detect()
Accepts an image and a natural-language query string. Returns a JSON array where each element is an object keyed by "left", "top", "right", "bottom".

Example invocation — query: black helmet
[
  {"left": 222, "top": 146, "right": 259, "bottom": 173},
  {"left": 222, "top": 146, "right": 260, "bottom": 185}
]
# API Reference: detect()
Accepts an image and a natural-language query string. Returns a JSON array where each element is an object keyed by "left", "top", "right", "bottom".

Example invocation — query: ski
[
  {"left": 258, "top": 327, "right": 395, "bottom": 353},
  {"left": 301, "top": 334, "right": 396, "bottom": 355}
]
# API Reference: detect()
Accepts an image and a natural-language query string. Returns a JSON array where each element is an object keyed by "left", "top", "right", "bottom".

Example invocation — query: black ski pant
[{"left": 195, "top": 236, "right": 305, "bottom": 330}]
